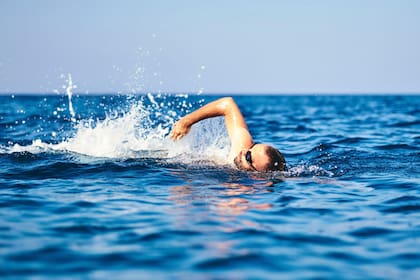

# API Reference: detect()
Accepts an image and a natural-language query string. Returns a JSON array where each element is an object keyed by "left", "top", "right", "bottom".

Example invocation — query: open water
[{"left": 0, "top": 93, "right": 419, "bottom": 279}]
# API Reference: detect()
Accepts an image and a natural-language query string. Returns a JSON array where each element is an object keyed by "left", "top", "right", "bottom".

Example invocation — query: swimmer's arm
[{"left": 170, "top": 97, "right": 253, "bottom": 150}]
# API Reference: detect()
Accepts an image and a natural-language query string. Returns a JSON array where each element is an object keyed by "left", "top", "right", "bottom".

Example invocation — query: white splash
[
  {"left": 66, "top": 74, "right": 77, "bottom": 122},
  {"left": 3, "top": 98, "right": 231, "bottom": 165},
  {"left": 286, "top": 164, "right": 334, "bottom": 177}
]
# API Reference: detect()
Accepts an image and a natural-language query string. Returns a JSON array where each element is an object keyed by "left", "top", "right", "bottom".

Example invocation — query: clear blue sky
[{"left": 1, "top": 0, "right": 419, "bottom": 94}]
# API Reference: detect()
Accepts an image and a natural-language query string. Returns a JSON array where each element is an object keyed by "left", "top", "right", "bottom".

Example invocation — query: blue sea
[{"left": 0, "top": 93, "right": 419, "bottom": 279}]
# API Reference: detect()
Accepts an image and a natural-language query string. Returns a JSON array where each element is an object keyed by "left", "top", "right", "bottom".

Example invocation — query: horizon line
[{"left": 1, "top": 91, "right": 420, "bottom": 96}]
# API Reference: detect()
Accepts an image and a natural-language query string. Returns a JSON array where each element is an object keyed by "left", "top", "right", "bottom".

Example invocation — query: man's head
[{"left": 233, "top": 144, "right": 286, "bottom": 172}]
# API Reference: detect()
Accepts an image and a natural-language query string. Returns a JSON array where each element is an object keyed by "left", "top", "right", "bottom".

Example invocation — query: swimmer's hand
[{"left": 170, "top": 117, "right": 192, "bottom": 141}]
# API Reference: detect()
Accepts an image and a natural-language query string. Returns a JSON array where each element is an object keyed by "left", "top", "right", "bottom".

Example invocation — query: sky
[{"left": 0, "top": 0, "right": 419, "bottom": 94}]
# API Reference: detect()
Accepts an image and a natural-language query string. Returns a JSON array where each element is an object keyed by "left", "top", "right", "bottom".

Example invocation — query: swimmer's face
[{"left": 234, "top": 144, "right": 271, "bottom": 172}]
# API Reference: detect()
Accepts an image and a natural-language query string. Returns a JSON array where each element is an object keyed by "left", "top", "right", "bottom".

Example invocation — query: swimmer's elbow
[
  {"left": 218, "top": 97, "right": 236, "bottom": 112},
  {"left": 221, "top": 97, "right": 234, "bottom": 104}
]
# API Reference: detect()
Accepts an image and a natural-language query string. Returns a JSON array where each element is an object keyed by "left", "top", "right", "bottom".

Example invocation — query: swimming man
[{"left": 170, "top": 97, "right": 286, "bottom": 172}]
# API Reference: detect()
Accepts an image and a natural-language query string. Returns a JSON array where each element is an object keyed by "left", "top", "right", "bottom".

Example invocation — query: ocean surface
[{"left": 0, "top": 93, "right": 419, "bottom": 279}]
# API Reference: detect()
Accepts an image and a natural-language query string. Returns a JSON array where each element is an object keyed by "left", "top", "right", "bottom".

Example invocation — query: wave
[
  {"left": 388, "top": 120, "right": 420, "bottom": 127},
  {"left": 332, "top": 137, "right": 367, "bottom": 145},
  {"left": 374, "top": 144, "right": 418, "bottom": 151}
]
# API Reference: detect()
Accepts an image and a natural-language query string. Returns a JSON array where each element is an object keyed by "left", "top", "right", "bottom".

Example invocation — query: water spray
[{"left": 66, "top": 74, "right": 77, "bottom": 122}]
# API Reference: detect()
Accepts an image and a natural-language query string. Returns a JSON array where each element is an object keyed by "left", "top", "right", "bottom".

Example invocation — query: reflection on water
[
  {"left": 170, "top": 179, "right": 274, "bottom": 216},
  {"left": 169, "top": 180, "right": 274, "bottom": 239},
  {"left": 218, "top": 183, "right": 273, "bottom": 217}
]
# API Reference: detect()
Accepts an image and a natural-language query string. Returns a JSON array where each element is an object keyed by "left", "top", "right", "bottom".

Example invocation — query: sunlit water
[{"left": 0, "top": 94, "right": 419, "bottom": 279}]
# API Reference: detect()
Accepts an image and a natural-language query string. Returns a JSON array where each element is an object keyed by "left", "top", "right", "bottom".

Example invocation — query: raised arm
[{"left": 170, "top": 97, "right": 254, "bottom": 155}]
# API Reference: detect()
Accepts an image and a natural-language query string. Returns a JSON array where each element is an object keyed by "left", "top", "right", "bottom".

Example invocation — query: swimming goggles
[{"left": 245, "top": 150, "right": 257, "bottom": 171}]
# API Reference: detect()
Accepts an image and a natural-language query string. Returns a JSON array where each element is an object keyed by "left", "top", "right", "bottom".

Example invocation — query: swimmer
[{"left": 170, "top": 97, "right": 286, "bottom": 172}]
